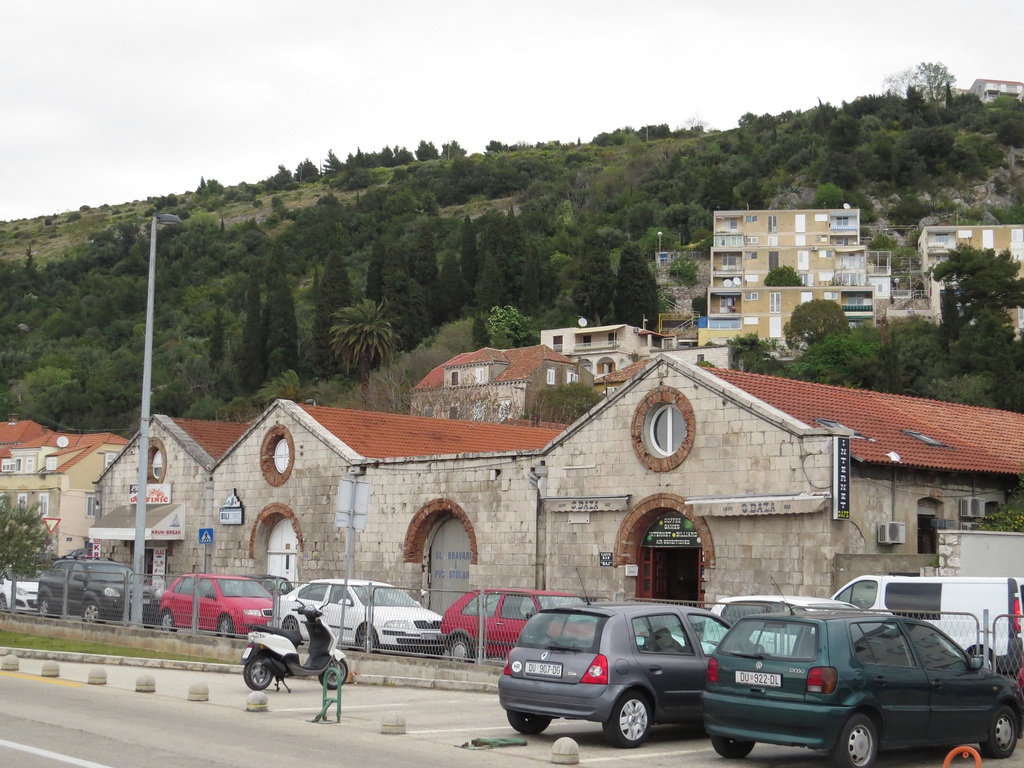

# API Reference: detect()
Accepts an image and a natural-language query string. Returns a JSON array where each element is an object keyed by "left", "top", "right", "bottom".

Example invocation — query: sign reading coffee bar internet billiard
[{"left": 643, "top": 513, "right": 701, "bottom": 548}]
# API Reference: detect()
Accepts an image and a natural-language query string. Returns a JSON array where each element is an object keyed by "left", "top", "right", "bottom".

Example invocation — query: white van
[{"left": 832, "top": 575, "right": 1024, "bottom": 670}]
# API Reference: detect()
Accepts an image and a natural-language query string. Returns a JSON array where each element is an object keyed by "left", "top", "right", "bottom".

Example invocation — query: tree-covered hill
[{"left": 2, "top": 85, "right": 1024, "bottom": 433}]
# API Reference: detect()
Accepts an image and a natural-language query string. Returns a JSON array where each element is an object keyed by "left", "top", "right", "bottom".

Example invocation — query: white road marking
[
  {"left": 582, "top": 747, "right": 711, "bottom": 763},
  {"left": 0, "top": 738, "right": 117, "bottom": 768}
]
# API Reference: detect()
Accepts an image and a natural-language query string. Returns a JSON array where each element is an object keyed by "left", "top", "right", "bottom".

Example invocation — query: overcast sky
[{"left": 3, "top": 1, "right": 1022, "bottom": 222}]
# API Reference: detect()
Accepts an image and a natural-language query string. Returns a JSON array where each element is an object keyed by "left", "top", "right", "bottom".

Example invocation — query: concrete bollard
[
  {"left": 1, "top": 654, "right": 19, "bottom": 671},
  {"left": 246, "top": 691, "right": 269, "bottom": 713},
  {"left": 88, "top": 668, "right": 107, "bottom": 685},
  {"left": 135, "top": 674, "right": 156, "bottom": 693},
  {"left": 187, "top": 683, "right": 209, "bottom": 702},
  {"left": 381, "top": 710, "right": 406, "bottom": 735},
  {"left": 551, "top": 737, "right": 579, "bottom": 765},
  {"left": 40, "top": 660, "right": 60, "bottom": 678}
]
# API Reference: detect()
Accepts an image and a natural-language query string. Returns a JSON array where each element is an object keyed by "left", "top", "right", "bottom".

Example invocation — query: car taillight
[
  {"left": 806, "top": 666, "right": 838, "bottom": 694},
  {"left": 707, "top": 657, "right": 719, "bottom": 683},
  {"left": 580, "top": 654, "right": 608, "bottom": 685},
  {"left": 503, "top": 660, "right": 512, "bottom": 676},
  {"left": 1014, "top": 597, "right": 1021, "bottom": 633}
]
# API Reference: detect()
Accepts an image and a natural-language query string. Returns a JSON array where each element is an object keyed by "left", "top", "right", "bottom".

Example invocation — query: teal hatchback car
[{"left": 703, "top": 611, "right": 1023, "bottom": 768}]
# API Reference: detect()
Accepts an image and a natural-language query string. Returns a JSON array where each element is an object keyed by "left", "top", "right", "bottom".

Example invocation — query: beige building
[
  {"left": 700, "top": 208, "right": 889, "bottom": 346},
  {"left": 539, "top": 323, "right": 677, "bottom": 376},
  {"left": 0, "top": 430, "right": 127, "bottom": 557},
  {"left": 968, "top": 78, "right": 1024, "bottom": 103},
  {"left": 96, "top": 358, "right": 1024, "bottom": 608},
  {"left": 918, "top": 223, "right": 1024, "bottom": 333}
]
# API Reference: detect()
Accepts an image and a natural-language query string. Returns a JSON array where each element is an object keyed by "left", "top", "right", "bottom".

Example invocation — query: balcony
[
  {"left": 833, "top": 272, "right": 868, "bottom": 286},
  {"left": 714, "top": 234, "right": 744, "bottom": 248},
  {"left": 829, "top": 218, "right": 859, "bottom": 233},
  {"left": 842, "top": 303, "right": 873, "bottom": 313},
  {"left": 572, "top": 340, "right": 620, "bottom": 352}
]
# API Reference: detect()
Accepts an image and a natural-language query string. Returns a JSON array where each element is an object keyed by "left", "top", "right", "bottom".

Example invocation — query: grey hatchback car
[{"left": 498, "top": 602, "right": 731, "bottom": 747}]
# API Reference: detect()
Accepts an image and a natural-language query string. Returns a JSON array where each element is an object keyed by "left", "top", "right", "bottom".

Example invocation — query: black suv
[{"left": 37, "top": 557, "right": 159, "bottom": 625}]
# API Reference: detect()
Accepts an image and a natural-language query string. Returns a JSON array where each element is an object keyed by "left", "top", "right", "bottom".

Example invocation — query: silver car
[{"left": 498, "top": 602, "right": 730, "bottom": 747}]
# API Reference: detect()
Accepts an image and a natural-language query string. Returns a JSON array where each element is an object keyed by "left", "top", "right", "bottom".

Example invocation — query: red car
[
  {"left": 441, "top": 589, "right": 583, "bottom": 660},
  {"left": 158, "top": 574, "right": 273, "bottom": 635}
]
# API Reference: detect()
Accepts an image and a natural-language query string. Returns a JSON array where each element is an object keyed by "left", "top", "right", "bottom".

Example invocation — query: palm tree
[{"left": 330, "top": 299, "right": 398, "bottom": 407}]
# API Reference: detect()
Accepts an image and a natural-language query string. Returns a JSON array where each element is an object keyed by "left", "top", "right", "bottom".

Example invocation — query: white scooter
[{"left": 242, "top": 601, "right": 348, "bottom": 692}]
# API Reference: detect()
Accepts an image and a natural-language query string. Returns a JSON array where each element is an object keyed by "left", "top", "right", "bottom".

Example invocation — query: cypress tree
[
  {"left": 459, "top": 216, "right": 479, "bottom": 297},
  {"left": 262, "top": 259, "right": 299, "bottom": 378},
  {"left": 614, "top": 242, "right": 659, "bottom": 329},
  {"left": 238, "top": 271, "right": 265, "bottom": 391},
  {"left": 365, "top": 239, "right": 385, "bottom": 302},
  {"left": 312, "top": 250, "right": 352, "bottom": 378},
  {"left": 437, "top": 250, "right": 468, "bottom": 324},
  {"left": 209, "top": 306, "right": 224, "bottom": 371}
]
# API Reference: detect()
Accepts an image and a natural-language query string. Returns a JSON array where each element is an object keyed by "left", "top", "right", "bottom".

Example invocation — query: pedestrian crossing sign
[{"left": 199, "top": 528, "right": 214, "bottom": 544}]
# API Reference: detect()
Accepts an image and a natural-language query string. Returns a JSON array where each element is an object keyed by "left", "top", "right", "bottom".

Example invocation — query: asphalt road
[{"left": 1, "top": 657, "right": 1022, "bottom": 768}]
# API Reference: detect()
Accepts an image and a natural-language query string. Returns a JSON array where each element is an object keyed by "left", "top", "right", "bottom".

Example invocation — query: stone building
[{"left": 96, "top": 359, "right": 1024, "bottom": 605}]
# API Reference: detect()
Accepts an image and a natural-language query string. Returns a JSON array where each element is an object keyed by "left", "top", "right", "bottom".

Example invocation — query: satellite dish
[
  {"left": 723, "top": 278, "right": 733, "bottom": 287},
  {"left": 843, "top": 202, "right": 851, "bottom": 209},
  {"left": 56, "top": 436, "right": 69, "bottom": 448},
  {"left": 577, "top": 317, "right": 588, "bottom": 327}
]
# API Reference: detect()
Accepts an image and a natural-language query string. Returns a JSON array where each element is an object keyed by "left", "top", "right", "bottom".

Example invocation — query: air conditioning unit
[
  {"left": 810, "top": 246, "right": 818, "bottom": 251},
  {"left": 960, "top": 521, "right": 981, "bottom": 531},
  {"left": 877, "top": 521, "right": 906, "bottom": 545},
  {"left": 958, "top": 497, "right": 986, "bottom": 518},
  {"left": 930, "top": 517, "right": 957, "bottom": 530}
]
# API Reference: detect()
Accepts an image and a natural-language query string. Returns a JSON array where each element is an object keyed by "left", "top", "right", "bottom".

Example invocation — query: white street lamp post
[{"left": 131, "top": 213, "right": 181, "bottom": 625}]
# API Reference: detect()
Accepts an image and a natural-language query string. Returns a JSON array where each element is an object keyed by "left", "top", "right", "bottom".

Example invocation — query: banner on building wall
[
  {"left": 833, "top": 436, "right": 851, "bottom": 520},
  {"left": 128, "top": 484, "right": 172, "bottom": 504},
  {"left": 219, "top": 489, "right": 245, "bottom": 525},
  {"left": 543, "top": 495, "right": 631, "bottom": 513}
]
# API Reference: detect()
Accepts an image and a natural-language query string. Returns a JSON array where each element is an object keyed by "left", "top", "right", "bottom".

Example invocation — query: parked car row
[{"left": 497, "top": 599, "right": 1024, "bottom": 768}]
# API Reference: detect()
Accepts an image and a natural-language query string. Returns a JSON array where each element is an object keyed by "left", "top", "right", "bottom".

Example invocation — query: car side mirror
[{"left": 968, "top": 656, "right": 984, "bottom": 671}]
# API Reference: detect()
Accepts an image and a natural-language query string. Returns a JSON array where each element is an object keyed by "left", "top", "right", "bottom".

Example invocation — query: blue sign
[{"left": 199, "top": 528, "right": 214, "bottom": 544}]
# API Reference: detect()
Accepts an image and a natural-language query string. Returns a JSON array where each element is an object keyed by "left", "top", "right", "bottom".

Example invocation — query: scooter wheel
[
  {"left": 319, "top": 659, "right": 347, "bottom": 690},
  {"left": 243, "top": 655, "right": 273, "bottom": 691}
]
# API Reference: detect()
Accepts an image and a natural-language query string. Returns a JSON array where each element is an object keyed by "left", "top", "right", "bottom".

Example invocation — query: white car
[
  {"left": 280, "top": 578, "right": 443, "bottom": 654},
  {"left": 0, "top": 574, "right": 39, "bottom": 612},
  {"left": 710, "top": 594, "right": 858, "bottom": 623}
]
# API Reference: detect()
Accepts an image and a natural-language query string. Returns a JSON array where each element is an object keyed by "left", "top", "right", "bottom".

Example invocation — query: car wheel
[
  {"left": 506, "top": 709, "right": 552, "bottom": 735},
  {"left": 319, "top": 659, "right": 348, "bottom": 690},
  {"left": 0, "top": 594, "right": 7, "bottom": 611},
  {"left": 830, "top": 713, "right": 877, "bottom": 768},
  {"left": 243, "top": 655, "right": 273, "bottom": 691},
  {"left": 159, "top": 609, "right": 176, "bottom": 631},
  {"left": 38, "top": 594, "right": 52, "bottom": 617},
  {"left": 282, "top": 616, "right": 299, "bottom": 632},
  {"left": 445, "top": 633, "right": 476, "bottom": 661},
  {"left": 980, "top": 704, "right": 1018, "bottom": 759},
  {"left": 602, "top": 692, "right": 652, "bottom": 748},
  {"left": 217, "top": 614, "right": 236, "bottom": 636},
  {"left": 82, "top": 601, "right": 100, "bottom": 623},
  {"left": 354, "top": 625, "right": 378, "bottom": 651},
  {"left": 710, "top": 735, "right": 755, "bottom": 759}
]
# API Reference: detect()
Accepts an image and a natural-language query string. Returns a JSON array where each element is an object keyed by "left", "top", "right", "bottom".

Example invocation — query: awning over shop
[
  {"left": 89, "top": 503, "right": 184, "bottom": 540},
  {"left": 686, "top": 493, "right": 830, "bottom": 517}
]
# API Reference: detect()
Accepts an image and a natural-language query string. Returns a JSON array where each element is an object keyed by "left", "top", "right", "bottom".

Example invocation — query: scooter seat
[{"left": 257, "top": 624, "right": 305, "bottom": 647}]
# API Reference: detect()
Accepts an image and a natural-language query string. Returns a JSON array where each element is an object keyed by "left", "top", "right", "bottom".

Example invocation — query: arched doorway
[
  {"left": 427, "top": 517, "right": 473, "bottom": 613},
  {"left": 636, "top": 512, "right": 703, "bottom": 602},
  {"left": 266, "top": 518, "right": 299, "bottom": 583}
]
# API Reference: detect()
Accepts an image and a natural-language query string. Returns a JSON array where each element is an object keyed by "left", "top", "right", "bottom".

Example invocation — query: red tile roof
[
  {"left": 173, "top": 418, "right": 249, "bottom": 460},
  {"left": 299, "top": 405, "right": 563, "bottom": 459},
  {"left": 596, "top": 359, "right": 651, "bottom": 385},
  {"left": 0, "top": 418, "right": 44, "bottom": 445},
  {"left": 707, "top": 368, "right": 1024, "bottom": 475},
  {"left": 414, "top": 346, "right": 576, "bottom": 390}
]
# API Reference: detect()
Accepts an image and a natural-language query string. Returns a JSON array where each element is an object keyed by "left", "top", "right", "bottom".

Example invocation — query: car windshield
[
  {"left": 89, "top": 566, "right": 131, "bottom": 584},
  {"left": 517, "top": 612, "right": 605, "bottom": 653},
  {"left": 537, "top": 595, "right": 584, "bottom": 609},
  {"left": 718, "top": 618, "right": 819, "bottom": 661},
  {"left": 218, "top": 579, "right": 271, "bottom": 598},
  {"left": 363, "top": 587, "right": 422, "bottom": 607}
]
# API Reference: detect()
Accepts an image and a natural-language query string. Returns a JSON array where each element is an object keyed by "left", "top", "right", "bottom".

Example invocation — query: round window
[
  {"left": 645, "top": 403, "right": 686, "bottom": 457},
  {"left": 260, "top": 426, "right": 294, "bottom": 486},
  {"left": 630, "top": 387, "right": 696, "bottom": 471}
]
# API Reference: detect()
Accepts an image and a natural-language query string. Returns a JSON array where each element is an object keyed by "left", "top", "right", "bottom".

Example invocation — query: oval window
[
  {"left": 646, "top": 403, "right": 686, "bottom": 457},
  {"left": 273, "top": 438, "right": 290, "bottom": 474}
]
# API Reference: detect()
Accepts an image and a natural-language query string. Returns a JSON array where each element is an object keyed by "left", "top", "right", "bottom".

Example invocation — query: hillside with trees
[{"left": 2, "top": 71, "right": 1024, "bottom": 433}]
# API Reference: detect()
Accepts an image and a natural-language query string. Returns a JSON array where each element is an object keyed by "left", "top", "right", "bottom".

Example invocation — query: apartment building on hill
[{"left": 698, "top": 207, "right": 889, "bottom": 346}]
